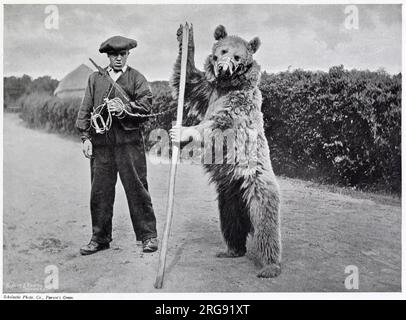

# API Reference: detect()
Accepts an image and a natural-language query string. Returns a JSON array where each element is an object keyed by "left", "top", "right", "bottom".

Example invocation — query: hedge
[
  {"left": 260, "top": 66, "right": 401, "bottom": 193},
  {"left": 18, "top": 93, "right": 82, "bottom": 136}
]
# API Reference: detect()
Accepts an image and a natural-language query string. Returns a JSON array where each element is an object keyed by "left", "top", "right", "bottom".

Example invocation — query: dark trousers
[{"left": 89, "top": 142, "right": 157, "bottom": 244}]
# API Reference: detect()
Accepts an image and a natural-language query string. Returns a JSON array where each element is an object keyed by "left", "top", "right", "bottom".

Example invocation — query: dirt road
[{"left": 3, "top": 113, "right": 401, "bottom": 292}]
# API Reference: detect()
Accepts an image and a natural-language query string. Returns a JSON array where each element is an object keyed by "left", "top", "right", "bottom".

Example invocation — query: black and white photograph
[{"left": 1, "top": 1, "right": 403, "bottom": 297}]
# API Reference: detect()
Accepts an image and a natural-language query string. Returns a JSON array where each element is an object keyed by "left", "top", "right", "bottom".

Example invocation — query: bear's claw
[
  {"left": 257, "top": 264, "right": 281, "bottom": 278},
  {"left": 176, "top": 23, "right": 194, "bottom": 48},
  {"left": 216, "top": 250, "right": 245, "bottom": 258}
]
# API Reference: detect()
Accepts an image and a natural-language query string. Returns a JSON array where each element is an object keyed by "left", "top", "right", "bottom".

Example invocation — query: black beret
[{"left": 99, "top": 36, "right": 137, "bottom": 53}]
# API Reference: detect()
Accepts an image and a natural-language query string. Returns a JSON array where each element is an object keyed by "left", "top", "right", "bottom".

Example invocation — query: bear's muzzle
[{"left": 215, "top": 56, "right": 237, "bottom": 78}]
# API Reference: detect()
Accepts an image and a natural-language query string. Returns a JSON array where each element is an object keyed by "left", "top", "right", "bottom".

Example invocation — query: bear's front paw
[
  {"left": 257, "top": 264, "right": 281, "bottom": 278},
  {"left": 216, "top": 249, "right": 245, "bottom": 258},
  {"left": 176, "top": 24, "right": 183, "bottom": 44},
  {"left": 176, "top": 23, "right": 194, "bottom": 50}
]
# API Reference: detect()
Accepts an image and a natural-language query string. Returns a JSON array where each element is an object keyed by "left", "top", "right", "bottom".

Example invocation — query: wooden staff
[{"left": 154, "top": 22, "right": 190, "bottom": 289}]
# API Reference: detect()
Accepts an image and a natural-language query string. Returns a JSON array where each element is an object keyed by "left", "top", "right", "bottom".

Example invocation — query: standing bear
[{"left": 169, "top": 24, "right": 281, "bottom": 277}]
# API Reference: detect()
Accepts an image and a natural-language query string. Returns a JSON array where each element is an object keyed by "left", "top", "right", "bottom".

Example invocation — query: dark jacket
[{"left": 75, "top": 66, "right": 152, "bottom": 145}]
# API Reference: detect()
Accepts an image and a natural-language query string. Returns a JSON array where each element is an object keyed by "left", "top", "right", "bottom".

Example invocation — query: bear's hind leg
[
  {"left": 216, "top": 186, "right": 251, "bottom": 258},
  {"left": 254, "top": 226, "right": 282, "bottom": 278},
  {"left": 249, "top": 182, "right": 282, "bottom": 278}
]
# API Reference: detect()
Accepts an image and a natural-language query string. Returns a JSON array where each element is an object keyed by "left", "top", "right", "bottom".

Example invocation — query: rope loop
[{"left": 90, "top": 97, "right": 176, "bottom": 134}]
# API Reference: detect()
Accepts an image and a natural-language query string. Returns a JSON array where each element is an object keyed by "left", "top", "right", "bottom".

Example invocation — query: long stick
[{"left": 154, "top": 23, "right": 189, "bottom": 289}]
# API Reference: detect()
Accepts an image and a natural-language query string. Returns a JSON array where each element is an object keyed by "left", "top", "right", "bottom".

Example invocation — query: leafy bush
[
  {"left": 18, "top": 93, "right": 82, "bottom": 136},
  {"left": 4, "top": 75, "right": 58, "bottom": 110},
  {"left": 260, "top": 66, "right": 401, "bottom": 193}
]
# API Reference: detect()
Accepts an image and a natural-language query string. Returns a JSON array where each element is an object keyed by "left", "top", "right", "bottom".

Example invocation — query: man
[{"left": 76, "top": 35, "right": 158, "bottom": 255}]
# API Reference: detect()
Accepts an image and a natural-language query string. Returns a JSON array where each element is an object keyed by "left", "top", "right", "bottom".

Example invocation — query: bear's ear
[
  {"left": 248, "top": 37, "right": 261, "bottom": 54},
  {"left": 214, "top": 25, "right": 227, "bottom": 41}
]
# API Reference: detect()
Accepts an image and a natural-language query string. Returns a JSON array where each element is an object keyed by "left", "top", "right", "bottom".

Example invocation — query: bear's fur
[{"left": 170, "top": 24, "right": 282, "bottom": 278}]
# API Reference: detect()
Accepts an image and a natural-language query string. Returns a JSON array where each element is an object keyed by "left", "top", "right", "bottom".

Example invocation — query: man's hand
[
  {"left": 82, "top": 139, "right": 93, "bottom": 159},
  {"left": 107, "top": 98, "right": 125, "bottom": 115}
]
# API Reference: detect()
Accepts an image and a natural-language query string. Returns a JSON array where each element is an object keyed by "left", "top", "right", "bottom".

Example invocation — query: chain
[
  {"left": 123, "top": 105, "right": 177, "bottom": 118},
  {"left": 90, "top": 95, "right": 177, "bottom": 133}
]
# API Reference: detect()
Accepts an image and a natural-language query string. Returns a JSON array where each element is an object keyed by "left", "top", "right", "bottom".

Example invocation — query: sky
[{"left": 3, "top": 4, "right": 402, "bottom": 81}]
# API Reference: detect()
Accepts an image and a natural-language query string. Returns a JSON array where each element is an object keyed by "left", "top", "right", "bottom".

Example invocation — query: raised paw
[
  {"left": 176, "top": 24, "right": 183, "bottom": 44},
  {"left": 176, "top": 23, "right": 194, "bottom": 50},
  {"left": 257, "top": 263, "right": 281, "bottom": 278},
  {"left": 216, "top": 249, "right": 245, "bottom": 258}
]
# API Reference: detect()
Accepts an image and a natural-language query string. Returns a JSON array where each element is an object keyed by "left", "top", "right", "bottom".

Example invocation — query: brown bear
[{"left": 170, "top": 24, "right": 281, "bottom": 278}]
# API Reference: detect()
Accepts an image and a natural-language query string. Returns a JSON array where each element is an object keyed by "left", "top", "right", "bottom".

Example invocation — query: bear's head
[{"left": 205, "top": 25, "right": 261, "bottom": 87}]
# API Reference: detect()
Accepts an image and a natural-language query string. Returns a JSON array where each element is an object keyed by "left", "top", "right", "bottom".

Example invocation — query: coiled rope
[{"left": 90, "top": 88, "right": 176, "bottom": 134}]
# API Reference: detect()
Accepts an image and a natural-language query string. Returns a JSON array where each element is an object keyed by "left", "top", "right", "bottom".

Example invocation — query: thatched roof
[{"left": 54, "top": 64, "right": 93, "bottom": 96}]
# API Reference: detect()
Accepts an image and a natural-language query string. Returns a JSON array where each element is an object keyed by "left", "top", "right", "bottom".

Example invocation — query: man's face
[{"left": 107, "top": 50, "right": 129, "bottom": 71}]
